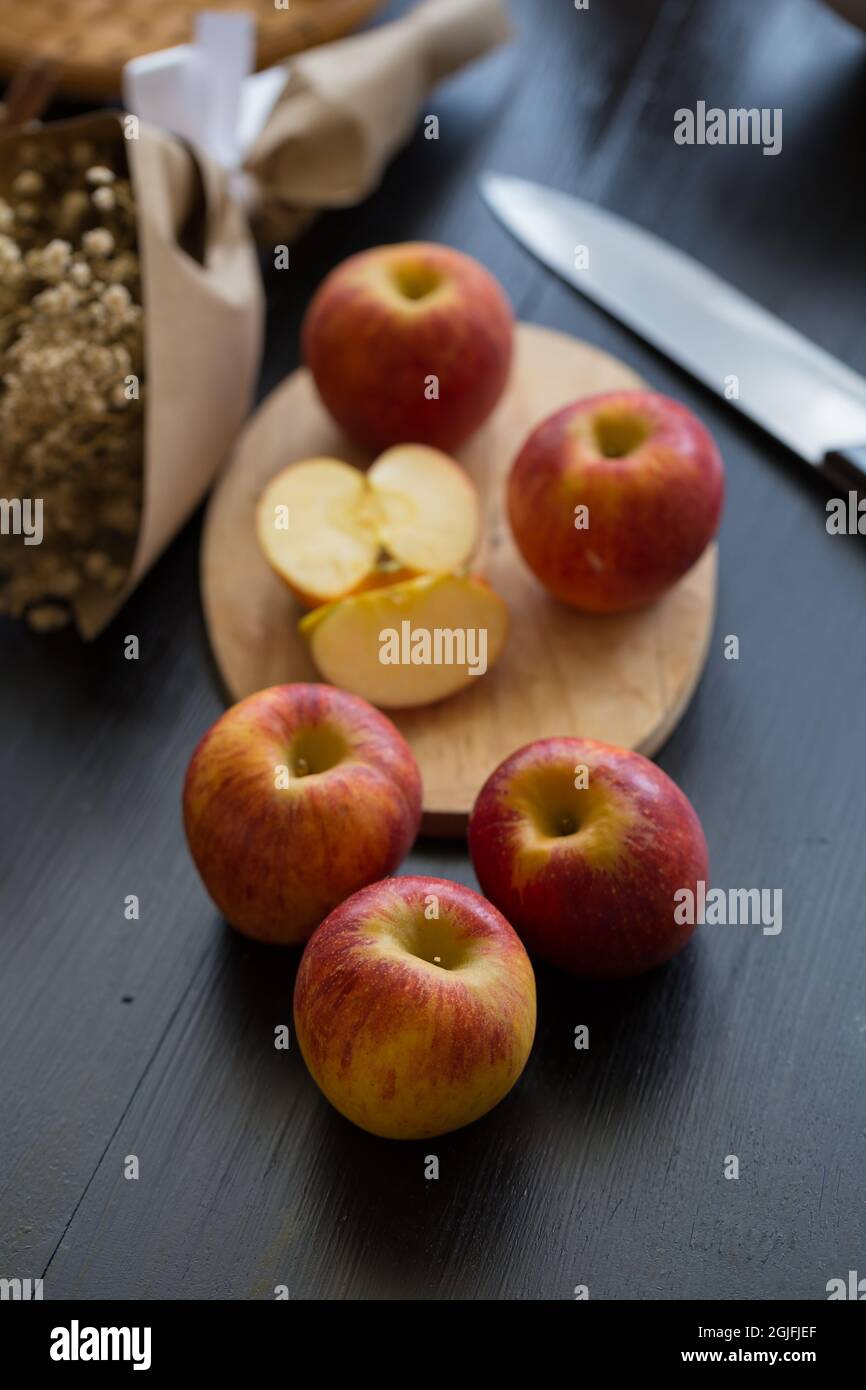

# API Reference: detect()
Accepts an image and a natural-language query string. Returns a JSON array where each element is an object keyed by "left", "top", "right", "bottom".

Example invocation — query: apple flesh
[
  {"left": 468, "top": 737, "right": 709, "bottom": 979},
  {"left": 293, "top": 875, "right": 536, "bottom": 1139},
  {"left": 256, "top": 445, "right": 480, "bottom": 608},
  {"left": 302, "top": 242, "right": 514, "bottom": 452},
  {"left": 508, "top": 390, "right": 724, "bottom": 612},
  {"left": 300, "top": 572, "right": 509, "bottom": 708},
  {"left": 183, "top": 684, "right": 422, "bottom": 945}
]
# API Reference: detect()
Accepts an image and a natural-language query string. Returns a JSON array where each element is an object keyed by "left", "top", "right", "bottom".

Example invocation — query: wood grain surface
[
  {"left": 2, "top": 0, "right": 866, "bottom": 1302},
  {"left": 203, "top": 322, "right": 717, "bottom": 830},
  {"left": 0, "top": 0, "right": 386, "bottom": 101}
]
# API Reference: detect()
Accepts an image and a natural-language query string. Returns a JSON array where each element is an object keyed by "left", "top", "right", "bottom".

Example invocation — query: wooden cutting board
[
  {"left": 0, "top": 0, "right": 385, "bottom": 101},
  {"left": 202, "top": 323, "right": 717, "bottom": 834}
]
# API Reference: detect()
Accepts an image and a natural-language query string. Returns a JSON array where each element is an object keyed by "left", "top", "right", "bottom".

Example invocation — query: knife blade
[{"left": 480, "top": 172, "right": 866, "bottom": 492}]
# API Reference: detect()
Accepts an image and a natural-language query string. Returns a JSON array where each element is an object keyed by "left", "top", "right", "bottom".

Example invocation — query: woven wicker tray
[{"left": 0, "top": 0, "right": 386, "bottom": 101}]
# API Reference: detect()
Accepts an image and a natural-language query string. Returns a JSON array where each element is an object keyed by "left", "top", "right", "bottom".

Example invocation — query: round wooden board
[
  {"left": 0, "top": 0, "right": 385, "bottom": 101},
  {"left": 202, "top": 323, "right": 717, "bottom": 834}
]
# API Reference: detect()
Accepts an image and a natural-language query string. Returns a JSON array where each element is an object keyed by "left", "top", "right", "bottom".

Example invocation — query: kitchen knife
[{"left": 480, "top": 173, "right": 866, "bottom": 493}]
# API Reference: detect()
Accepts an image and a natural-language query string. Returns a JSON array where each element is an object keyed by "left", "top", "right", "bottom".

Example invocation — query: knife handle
[{"left": 820, "top": 445, "right": 866, "bottom": 496}]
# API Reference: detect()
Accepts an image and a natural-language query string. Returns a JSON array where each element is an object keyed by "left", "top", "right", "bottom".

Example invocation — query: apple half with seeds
[{"left": 257, "top": 445, "right": 480, "bottom": 608}]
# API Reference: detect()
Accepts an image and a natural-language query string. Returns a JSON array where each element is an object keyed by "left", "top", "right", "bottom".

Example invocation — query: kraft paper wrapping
[
  {"left": 246, "top": 0, "right": 511, "bottom": 241},
  {"left": 81, "top": 116, "right": 264, "bottom": 638}
]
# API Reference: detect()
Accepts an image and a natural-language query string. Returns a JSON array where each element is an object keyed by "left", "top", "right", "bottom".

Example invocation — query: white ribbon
[{"left": 123, "top": 12, "right": 288, "bottom": 201}]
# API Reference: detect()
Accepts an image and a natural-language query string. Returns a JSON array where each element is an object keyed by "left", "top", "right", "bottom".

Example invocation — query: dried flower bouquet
[{"left": 0, "top": 129, "right": 144, "bottom": 630}]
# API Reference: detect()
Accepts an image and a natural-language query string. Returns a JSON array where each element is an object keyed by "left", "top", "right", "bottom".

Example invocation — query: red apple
[
  {"left": 183, "top": 684, "right": 422, "bottom": 945},
  {"left": 293, "top": 875, "right": 536, "bottom": 1138},
  {"left": 302, "top": 242, "right": 514, "bottom": 452},
  {"left": 468, "top": 737, "right": 709, "bottom": 979},
  {"left": 507, "top": 390, "right": 724, "bottom": 612}
]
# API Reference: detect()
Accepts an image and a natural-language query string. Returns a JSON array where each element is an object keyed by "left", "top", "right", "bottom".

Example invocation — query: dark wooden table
[{"left": 2, "top": 0, "right": 865, "bottom": 1302}]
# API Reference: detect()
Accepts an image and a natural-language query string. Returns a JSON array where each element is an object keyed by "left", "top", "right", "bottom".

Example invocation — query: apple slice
[
  {"left": 300, "top": 573, "right": 508, "bottom": 708},
  {"left": 256, "top": 446, "right": 480, "bottom": 608}
]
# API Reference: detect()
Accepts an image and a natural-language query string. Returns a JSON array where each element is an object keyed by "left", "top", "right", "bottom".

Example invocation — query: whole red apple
[
  {"left": 302, "top": 242, "right": 514, "bottom": 452},
  {"left": 294, "top": 875, "right": 536, "bottom": 1139},
  {"left": 183, "top": 684, "right": 422, "bottom": 945},
  {"left": 508, "top": 390, "right": 724, "bottom": 612},
  {"left": 468, "top": 738, "right": 709, "bottom": 979}
]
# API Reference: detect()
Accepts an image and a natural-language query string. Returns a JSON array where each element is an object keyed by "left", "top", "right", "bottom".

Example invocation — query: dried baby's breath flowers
[
  {"left": 92, "top": 186, "right": 116, "bottom": 214},
  {"left": 13, "top": 169, "right": 44, "bottom": 197},
  {"left": 0, "top": 130, "right": 145, "bottom": 629},
  {"left": 85, "top": 165, "right": 115, "bottom": 187}
]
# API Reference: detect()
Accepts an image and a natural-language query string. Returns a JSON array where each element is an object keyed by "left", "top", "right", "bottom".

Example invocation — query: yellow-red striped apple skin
[
  {"left": 508, "top": 390, "right": 724, "bottom": 613},
  {"left": 293, "top": 876, "right": 536, "bottom": 1139},
  {"left": 182, "top": 684, "right": 422, "bottom": 946},
  {"left": 302, "top": 242, "right": 514, "bottom": 452},
  {"left": 468, "top": 738, "right": 709, "bottom": 980}
]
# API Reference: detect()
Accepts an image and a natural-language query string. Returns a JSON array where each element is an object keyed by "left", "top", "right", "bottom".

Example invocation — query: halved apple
[
  {"left": 256, "top": 445, "right": 480, "bottom": 608},
  {"left": 300, "top": 573, "right": 509, "bottom": 708}
]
